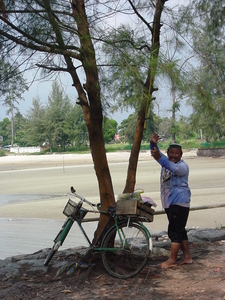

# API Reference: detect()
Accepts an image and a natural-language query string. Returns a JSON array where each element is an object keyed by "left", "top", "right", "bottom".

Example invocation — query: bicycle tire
[
  {"left": 101, "top": 222, "right": 150, "bottom": 279},
  {"left": 44, "top": 246, "right": 57, "bottom": 266}
]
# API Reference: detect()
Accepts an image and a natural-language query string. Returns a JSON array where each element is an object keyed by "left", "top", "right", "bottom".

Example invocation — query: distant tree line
[
  {"left": 0, "top": 81, "right": 200, "bottom": 149},
  {"left": 0, "top": 81, "right": 118, "bottom": 150}
]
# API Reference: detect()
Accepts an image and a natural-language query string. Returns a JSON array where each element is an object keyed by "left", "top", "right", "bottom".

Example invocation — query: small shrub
[{"left": 0, "top": 149, "right": 6, "bottom": 157}]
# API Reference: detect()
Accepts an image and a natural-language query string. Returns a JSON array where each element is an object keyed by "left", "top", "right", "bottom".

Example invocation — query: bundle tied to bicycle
[{"left": 116, "top": 190, "right": 157, "bottom": 222}]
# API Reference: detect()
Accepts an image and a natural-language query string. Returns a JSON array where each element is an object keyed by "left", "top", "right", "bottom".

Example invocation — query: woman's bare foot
[
  {"left": 158, "top": 259, "right": 177, "bottom": 269},
  {"left": 178, "top": 257, "right": 193, "bottom": 266}
]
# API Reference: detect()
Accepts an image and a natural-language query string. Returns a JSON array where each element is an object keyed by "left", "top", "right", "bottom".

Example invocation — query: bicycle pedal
[
  {"left": 67, "top": 262, "right": 92, "bottom": 275},
  {"left": 80, "top": 262, "right": 92, "bottom": 268},
  {"left": 66, "top": 262, "right": 80, "bottom": 275}
]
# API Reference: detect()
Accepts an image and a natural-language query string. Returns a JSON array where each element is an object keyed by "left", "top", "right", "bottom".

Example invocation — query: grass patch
[
  {"left": 200, "top": 139, "right": 225, "bottom": 148},
  {"left": 0, "top": 149, "right": 6, "bottom": 157},
  {"left": 105, "top": 144, "right": 132, "bottom": 152},
  {"left": 39, "top": 145, "right": 90, "bottom": 154},
  {"left": 30, "top": 138, "right": 225, "bottom": 156}
]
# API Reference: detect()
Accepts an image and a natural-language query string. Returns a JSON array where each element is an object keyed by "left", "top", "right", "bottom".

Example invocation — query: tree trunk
[
  {"left": 123, "top": 0, "right": 166, "bottom": 193},
  {"left": 172, "top": 84, "right": 176, "bottom": 143},
  {"left": 70, "top": 0, "right": 115, "bottom": 241}
]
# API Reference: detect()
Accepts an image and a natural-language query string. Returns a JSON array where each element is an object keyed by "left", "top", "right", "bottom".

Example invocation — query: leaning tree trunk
[
  {"left": 70, "top": 0, "right": 115, "bottom": 242},
  {"left": 123, "top": 0, "right": 166, "bottom": 193},
  {"left": 44, "top": 0, "right": 116, "bottom": 243}
]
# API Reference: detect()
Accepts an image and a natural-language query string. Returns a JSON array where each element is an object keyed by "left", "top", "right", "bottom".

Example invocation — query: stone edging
[
  {"left": 1, "top": 228, "right": 225, "bottom": 281},
  {"left": 197, "top": 148, "right": 225, "bottom": 157}
]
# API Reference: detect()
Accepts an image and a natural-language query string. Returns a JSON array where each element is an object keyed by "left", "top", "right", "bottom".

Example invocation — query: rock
[
  {"left": 1, "top": 228, "right": 225, "bottom": 281},
  {"left": 186, "top": 236, "right": 202, "bottom": 243},
  {"left": 189, "top": 228, "right": 225, "bottom": 242},
  {"left": 152, "top": 247, "right": 170, "bottom": 257},
  {"left": 151, "top": 230, "right": 168, "bottom": 237},
  {"left": 153, "top": 240, "right": 171, "bottom": 249},
  {"left": 55, "top": 262, "right": 70, "bottom": 277}
]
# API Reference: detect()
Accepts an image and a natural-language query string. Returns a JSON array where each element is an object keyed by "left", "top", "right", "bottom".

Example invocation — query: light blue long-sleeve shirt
[{"left": 150, "top": 142, "right": 191, "bottom": 207}]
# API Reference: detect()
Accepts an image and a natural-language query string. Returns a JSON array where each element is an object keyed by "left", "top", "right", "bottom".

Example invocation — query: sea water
[
  {"left": 0, "top": 217, "right": 97, "bottom": 260},
  {"left": 0, "top": 193, "right": 98, "bottom": 259}
]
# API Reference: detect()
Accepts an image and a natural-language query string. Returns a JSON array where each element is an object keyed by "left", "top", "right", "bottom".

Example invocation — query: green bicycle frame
[{"left": 53, "top": 218, "right": 74, "bottom": 250}]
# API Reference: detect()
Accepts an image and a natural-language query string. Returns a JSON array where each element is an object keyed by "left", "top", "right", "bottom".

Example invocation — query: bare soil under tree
[{"left": 1, "top": 240, "right": 225, "bottom": 300}]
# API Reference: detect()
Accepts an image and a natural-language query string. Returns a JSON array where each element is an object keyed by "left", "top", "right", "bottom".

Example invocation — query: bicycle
[{"left": 44, "top": 186, "right": 153, "bottom": 279}]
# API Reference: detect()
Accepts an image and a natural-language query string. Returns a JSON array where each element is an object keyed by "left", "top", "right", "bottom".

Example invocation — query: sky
[
  {"left": 0, "top": 0, "right": 191, "bottom": 125},
  {"left": 0, "top": 72, "right": 191, "bottom": 125},
  {"left": 0, "top": 72, "right": 133, "bottom": 125}
]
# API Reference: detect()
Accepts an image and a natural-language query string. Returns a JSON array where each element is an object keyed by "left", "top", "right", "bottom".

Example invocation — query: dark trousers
[{"left": 165, "top": 205, "right": 189, "bottom": 243}]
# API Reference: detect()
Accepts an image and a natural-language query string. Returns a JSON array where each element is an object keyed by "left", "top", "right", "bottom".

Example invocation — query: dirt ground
[{"left": 1, "top": 241, "right": 225, "bottom": 300}]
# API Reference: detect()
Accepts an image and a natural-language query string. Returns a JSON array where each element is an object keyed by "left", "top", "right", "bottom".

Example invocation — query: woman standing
[{"left": 150, "top": 133, "right": 193, "bottom": 269}]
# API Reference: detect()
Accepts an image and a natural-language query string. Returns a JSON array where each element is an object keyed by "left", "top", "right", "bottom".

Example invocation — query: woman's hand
[
  {"left": 150, "top": 133, "right": 160, "bottom": 144},
  {"left": 151, "top": 147, "right": 161, "bottom": 161}
]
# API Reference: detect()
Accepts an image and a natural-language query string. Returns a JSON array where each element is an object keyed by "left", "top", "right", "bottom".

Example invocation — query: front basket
[{"left": 63, "top": 199, "right": 88, "bottom": 219}]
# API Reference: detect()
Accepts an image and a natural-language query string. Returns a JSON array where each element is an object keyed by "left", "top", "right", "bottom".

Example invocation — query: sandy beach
[
  {"left": 0, "top": 151, "right": 152, "bottom": 171},
  {"left": 1, "top": 149, "right": 225, "bottom": 259}
]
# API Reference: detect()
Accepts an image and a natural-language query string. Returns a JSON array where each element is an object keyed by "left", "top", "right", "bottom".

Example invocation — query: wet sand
[{"left": 1, "top": 150, "right": 225, "bottom": 259}]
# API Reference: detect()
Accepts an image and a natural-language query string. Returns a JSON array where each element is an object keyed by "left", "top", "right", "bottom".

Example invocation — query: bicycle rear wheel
[{"left": 101, "top": 222, "right": 150, "bottom": 278}]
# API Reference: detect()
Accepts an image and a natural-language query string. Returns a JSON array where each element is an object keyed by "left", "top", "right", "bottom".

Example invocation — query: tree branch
[
  {"left": 0, "top": 15, "right": 81, "bottom": 52},
  {"left": 3, "top": 8, "right": 72, "bottom": 17},
  {"left": 128, "top": 0, "right": 153, "bottom": 33},
  {"left": 36, "top": 64, "right": 69, "bottom": 72},
  {"left": 104, "top": 37, "right": 152, "bottom": 52},
  {"left": 0, "top": 28, "right": 81, "bottom": 60}
]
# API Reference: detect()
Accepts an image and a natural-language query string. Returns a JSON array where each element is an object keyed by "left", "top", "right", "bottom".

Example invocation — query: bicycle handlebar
[{"left": 70, "top": 186, "right": 98, "bottom": 207}]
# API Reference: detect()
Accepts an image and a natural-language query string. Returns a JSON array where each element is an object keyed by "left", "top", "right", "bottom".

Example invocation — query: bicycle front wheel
[
  {"left": 44, "top": 218, "right": 74, "bottom": 266},
  {"left": 102, "top": 222, "right": 150, "bottom": 278},
  {"left": 44, "top": 245, "right": 57, "bottom": 266}
]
